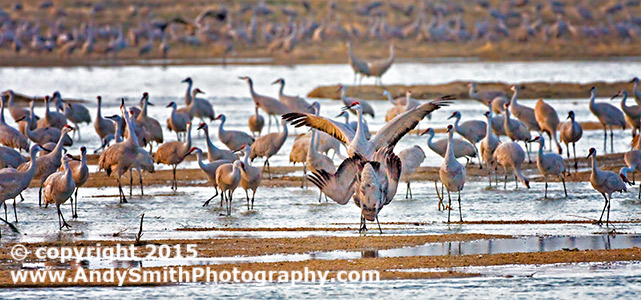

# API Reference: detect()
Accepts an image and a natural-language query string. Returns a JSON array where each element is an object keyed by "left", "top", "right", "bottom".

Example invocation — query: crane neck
[
  {"left": 0, "top": 96, "right": 5, "bottom": 124},
  {"left": 445, "top": 130, "right": 456, "bottom": 162},
  {"left": 242, "top": 149, "right": 250, "bottom": 166},
  {"left": 280, "top": 122, "right": 288, "bottom": 138},
  {"left": 342, "top": 112, "right": 349, "bottom": 124},
  {"left": 589, "top": 90, "right": 597, "bottom": 108},
  {"left": 203, "top": 126, "right": 217, "bottom": 151},
  {"left": 218, "top": 116, "right": 226, "bottom": 135},
  {"left": 141, "top": 98, "right": 149, "bottom": 117},
  {"left": 590, "top": 154, "right": 598, "bottom": 174},
  {"left": 195, "top": 151, "right": 207, "bottom": 169},
  {"left": 123, "top": 109, "right": 139, "bottom": 147},
  {"left": 511, "top": 88, "right": 519, "bottom": 105},
  {"left": 425, "top": 131, "right": 435, "bottom": 148},
  {"left": 621, "top": 92, "right": 629, "bottom": 109},
  {"left": 51, "top": 131, "right": 68, "bottom": 158},
  {"left": 246, "top": 79, "right": 256, "bottom": 97},
  {"left": 309, "top": 129, "right": 318, "bottom": 154},
  {"left": 81, "top": 152, "right": 87, "bottom": 165},
  {"left": 385, "top": 93, "right": 395, "bottom": 104},
  {"left": 96, "top": 99, "right": 102, "bottom": 118},
  {"left": 278, "top": 81, "right": 285, "bottom": 96},
  {"left": 354, "top": 107, "right": 365, "bottom": 140},
  {"left": 185, "top": 125, "right": 192, "bottom": 150},
  {"left": 114, "top": 119, "right": 123, "bottom": 143},
  {"left": 24, "top": 149, "right": 39, "bottom": 178},
  {"left": 537, "top": 139, "right": 545, "bottom": 156},
  {"left": 185, "top": 81, "right": 193, "bottom": 105}
]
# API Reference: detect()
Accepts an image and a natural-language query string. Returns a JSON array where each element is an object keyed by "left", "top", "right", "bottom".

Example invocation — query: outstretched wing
[
  {"left": 370, "top": 98, "right": 451, "bottom": 151},
  {"left": 283, "top": 112, "right": 355, "bottom": 145},
  {"left": 307, "top": 155, "right": 364, "bottom": 205}
]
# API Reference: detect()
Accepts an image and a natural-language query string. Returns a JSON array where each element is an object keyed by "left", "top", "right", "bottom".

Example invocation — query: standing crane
[
  {"left": 560, "top": 111, "right": 583, "bottom": 172},
  {"left": 588, "top": 87, "right": 626, "bottom": 153}
]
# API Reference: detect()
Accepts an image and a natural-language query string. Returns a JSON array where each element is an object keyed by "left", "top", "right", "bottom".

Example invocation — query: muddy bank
[{"left": 308, "top": 81, "right": 634, "bottom": 100}]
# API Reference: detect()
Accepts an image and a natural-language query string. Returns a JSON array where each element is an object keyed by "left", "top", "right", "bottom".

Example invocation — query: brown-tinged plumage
[{"left": 154, "top": 122, "right": 192, "bottom": 191}]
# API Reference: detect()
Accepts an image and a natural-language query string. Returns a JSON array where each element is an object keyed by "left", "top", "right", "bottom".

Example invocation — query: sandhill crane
[
  {"left": 448, "top": 111, "right": 485, "bottom": 166},
  {"left": 631, "top": 77, "right": 641, "bottom": 105},
  {"left": 154, "top": 122, "right": 193, "bottom": 191},
  {"left": 587, "top": 148, "right": 628, "bottom": 227},
  {"left": 190, "top": 88, "right": 215, "bottom": 122},
  {"left": 398, "top": 145, "right": 425, "bottom": 199},
  {"left": 620, "top": 150, "right": 641, "bottom": 199},
  {"left": 127, "top": 145, "right": 155, "bottom": 197},
  {"left": 53, "top": 91, "right": 90, "bottom": 140},
  {"left": 98, "top": 101, "right": 140, "bottom": 203},
  {"left": 250, "top": 120, "right": 287, "bottom": 179},
  {"left": 43, "top": 154, "right": 76, "bottom": 229},
  {"left": 166, "top": 101, "right": 190, "bottom": 140},
  {"left": 504, "top": 103, "right": 532, "bottom": 162},
  {"left": 60, "top": 146, "right": 88, "bottom": 218},
  {"left": 18, "top": 114, "right": 72, "bottom": 146},
  {"left": 534, "top": 98, "right": 562, "bottom": 154},
  {"left": 216, "top": 160, "right": 245, "bottom": 216},
  {"left": 420, "top": 128, "right": 476, "bottom": 160},
  {"left": 239, "top": 76, "right": 289, "bottom": 132},
  {"left": 440, "top": 125, "right": 466, "bottom": 222},
  {"left": 184, "top": 147, "right": 230, "bottom": 207},
  {"left": 94, "top": 96, "right": 115, "bottom": 150},
  {"left": 285, "top": 98, "right": 449, "bottom": 161},
  {"left": 468, "top": 82, "right": 507, "bottom": 114},
  {"left": 18, "top": 99, "right": 39, "bottom": 134},
  {"left": 0, "top": 145, "right": 41, "bottom": 227},
  {"left": 18, "top": 125, "right": 73, "bottom": 206},
  {"left": 137, "top": 92, "right": 163, "bottom": 147},
  {"left": 338, "top": 85, "right": 375, "bottom": 118},
  {"left": 366, "top": 44, "right": 395, "bottom": 85},
  {"left": 0, "top": 97, "right": 29, "bottom": 152},
  {"left": 560, "top": 111, "right": 583, "bottom": 172},
  {"left": 37, "top": 95, "right": 67, "bottom": 129},
  {"left": 490, "top": 114, "right": 507, "bottom": 136},
  {"left": 272, "top": 78, "right": 313, "bottom": 113},
  {"left": 337, "top": 110, "right": 371, "bottom": 139},
  {"left": 3, "top": 90, "right": 32, "bottom": 123},
  {"left": 494, "top": 141, "right": 530, "bottom": 189},
  {"left": 239, "top": 144, "right": 261, "bottom": 210},
  {"left": 589, "top": 87, "right": 626, "bottom": 153},
  {"left": 0, "top": 145, "right": 27, "bottom": 168},
  {"left": 384, "top": 90, "right": 421, "bottom": 123},
  {"left": 611, "top": 90, "right": 641, "bottom": 137},
  {"left": 306, "top": 128, "right": 336, "bottom": 202},
  {"left": 347, "top": 41, "right": 370, "bottom": 85},
  {"left": 509, "top": 85, "right": 541, "bottom": 132},
  {"left": 533, "top": 136, "right": 567, "bottom": 198},
  {"left": 215, "top": 114, "right": 255, "bottom": 151},
  {"left": 480, "top": 110, "right": 501, "bottom": 186},
  {"left": 308, "top": 146, "right": 401, "bottom": 233},
  {"left": 248, "top": 106, "right": 265, "bottom": 137},
  {"left": 196, "top": 123, "right": 237, "bottom": 162}
]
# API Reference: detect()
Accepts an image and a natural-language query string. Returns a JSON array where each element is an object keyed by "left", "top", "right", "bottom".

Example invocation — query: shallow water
[
  {"left": 3, "top": 261, "right": 641, "bottom": 299},
  {"left": 2, "top": 179, "right": 641, "bottom": 243}
]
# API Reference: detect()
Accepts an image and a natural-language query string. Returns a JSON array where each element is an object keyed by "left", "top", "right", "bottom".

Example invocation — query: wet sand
[{"left": 308, "top": 81, "right": 634, "bottom": 100}]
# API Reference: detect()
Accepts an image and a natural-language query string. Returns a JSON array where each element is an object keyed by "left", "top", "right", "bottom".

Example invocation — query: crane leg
[
  {"left": 515, "top": 175, "right": 518, "bottom": 189},
  {"left": 74, "top": 188, "right": 79, "bottom": 218},
  {"left": 408, "top": 181, "right": 412, "bottom": 199},
  {"left": 245, "top": 190, "right": 250, "bottom": 210},
  {"left": 376, "top": 215, "right": 382, "bottom": 234},
  {"left": 596, "top": 193, "right": 608, "bottom": 225},
  {"left": 603, "top": 126, "right": 607, "bottom": 153},
  {"left": 318, "top": 191, "right": 322, "bottom": 203},
  {"left": 58, "top": 206, "right": 71, "bottom": 230},
  {"left": 638, "top": 182, "right": 640, "bottom": 200},
  {"left": 447, "top": 190, "right": 452, "bottom": 223},
  {"left": 606, "top": 196, "right": 611, "bottom": 227},
  {"left": 251, "top": 190, "right": 255, "bottom": 210},
  {"left": 203, "top": 188, "right": 218, "bottom": 207},
  {"left": 13, "top": 198, "right": 18, "bottom": 222},
  {"left": 573, "top": 142, "right": 578, "bottom": 173},
  {"left": 544, "top": 180, "right": 548, "bottom": 198},
  {"left": 129, "top": 169, "right": 133, "bottom": 197},
  {"left": 434, "top": 180, "right": 443, "bottom": 210},
  {"left": 38, "top": 183, "right": 44, "bottom": 207},
  {"left": 561, "top": 176, "right": 567, "bottom": 198},
  {"left": 405, "top": 182, "right": 410, "bottom": 199},
  {"left": 458, "top": 191, "right": 463, "bottom": 222},
  {"left": 359, "top": 215, "right": 367, "bottom": 234},
  {"left": 487, "top": 164, "right": 492, "bottom": 188},
  {"left": 172, "top": 165, "right": 177, "bottom": 191},
  {"left": 610, "top": 126, "right": 614, "bottom": 153},
  {"left": 139, "top": 171, "right": 144, "bottom": 196},
  {"left": 3, "top": 202, "right": 6, "bottom": 221}
]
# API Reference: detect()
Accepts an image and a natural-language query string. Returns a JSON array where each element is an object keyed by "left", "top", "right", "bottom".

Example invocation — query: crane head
[
  {"left": 181, "top": 77, "right": 192, "bottom": 83},
  {"left": 197, "top": 122, "right": 207, "bottom": 130},
  {"left": 194, "top": 88, "right": 205, "bottom": 95},
  {"left": 166, "top": 101, "right": 175, "bottom": 108},
  {"left": 610, "top": 90, "right": 622, "bottom": 100},
  {"left": 567, "top": 111, "right": 574, "bottom": 119},
  {"left": 271, "top": 78, "right": 283, "bottom": 85},
  {"left": 419, "top": 128, "right": 433, "bottom": 136},
  {"left": 483, "top": 111, "right": 490, "bottom": 117},
  {"left": 44, "top": 95, "right": 49, "bottom": 101},
  {"left": 336, "top": 84, "right": 344, "bottom": 92},
  {"left": 587, "top": 147, "right": 596, "bottom": 158},
  {"left": 214, "top": 114, "right": 224, "bottom": 120},
  {"left": 447, "top": 111, "right": 460, "bottom": 120},
  {"left": 590, "top": 86, "right": 596, "bottom": 92},
  {"left": 97, "top": 96, "right": 102, "bottom": 102},
  {"left": 142, "top": 92, "right": 149, "bottom": 99},
  {"left": 80, "top": 146, "right": 87, "bottom": 153},
  {"left": 630, "top": 77, "right": 639, "bottom": 83},
  {"left": 446, "top": 124, "right": 453, "bottom": 132},
  {"left": 63, "top": 124, "right": 74, "bottom": 132}
]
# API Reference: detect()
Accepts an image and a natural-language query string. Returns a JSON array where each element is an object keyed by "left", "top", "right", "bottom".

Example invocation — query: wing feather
[
  {"left": 370, "top": 98, "right": 451, "bottom": 151},
  {"left": 283, "top": 112, "right": 355, "bottom": 145},
  {"left": 307, "top": 155, "right": 363, "bottom": 205}
]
